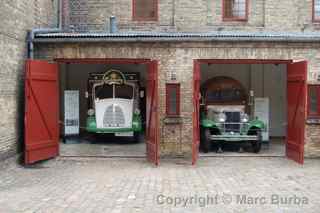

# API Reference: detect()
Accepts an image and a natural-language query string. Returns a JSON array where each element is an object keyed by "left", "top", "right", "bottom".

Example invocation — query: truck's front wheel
[
  {"left": 201, "top": 129, "right": 211, "bottom": 153},
  {"left": 251, "top": 131, "right": 262, "bottom": 153}
]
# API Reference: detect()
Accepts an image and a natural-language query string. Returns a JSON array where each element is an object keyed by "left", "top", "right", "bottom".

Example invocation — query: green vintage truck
[
  {"left": 85, "top": 69, "right": 143, "bottom": 141},
  {"left": 200, "top": 76, "right": 265, "bottom": 153}
]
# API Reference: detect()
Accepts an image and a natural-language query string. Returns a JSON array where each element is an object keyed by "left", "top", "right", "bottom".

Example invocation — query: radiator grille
[
  {"left": 224, "top": 111, "right": 241, "bottom": 132},
  {"left": 103, "top": 105, "right": 125, "bottom": 127}
]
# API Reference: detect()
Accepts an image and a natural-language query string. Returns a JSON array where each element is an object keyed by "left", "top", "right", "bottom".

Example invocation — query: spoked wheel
[
  {"left": 251, "top": 131, "right": 262, "bottom": 153},
  {"left": 201, "top": 128, "right": 211, "bottom": 153}
]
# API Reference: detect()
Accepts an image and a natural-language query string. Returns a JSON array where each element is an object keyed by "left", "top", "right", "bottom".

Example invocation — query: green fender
[
  {"left": 132, "top": 113, "right": 142, "bottom": 132},
  {"left": 246, "top": 119, "right": 265, "bottom": 133},
  {"left": 86, "top": 116, "right": 97, "bottom": 130},
  {"left": 201, "top": 118, "right": 218, "bottom": 128}
]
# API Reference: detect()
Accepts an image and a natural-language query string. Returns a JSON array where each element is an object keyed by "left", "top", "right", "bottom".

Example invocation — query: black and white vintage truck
[{"left": 85, "top": 69, "right": 143, "bottom": 140}]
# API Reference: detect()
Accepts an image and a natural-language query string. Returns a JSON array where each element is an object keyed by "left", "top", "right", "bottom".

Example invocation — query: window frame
[
  {"left": 313, "top": 0, "right": 320, "bottom": 22},
  {"left": 222, "top": 0, "right": 249, "bottom": 22},
  {"left": 307, "top": 85, "right": 320, "bottom": 118},
  {"left": 166, "top": 83, "right": 181, "bottom": 117},
  {"left": 132, "top": 0, "right": 159, "bottom": 21}
]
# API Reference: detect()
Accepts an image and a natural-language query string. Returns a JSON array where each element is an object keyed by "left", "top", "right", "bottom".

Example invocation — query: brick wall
[
  {"left": 65, "top": 0, "right": 320, "bottom": 32},
  {"left": 34, "top": 41, "right": 320, "bottom": 158},
  {"left": 305, "top": 124, "right": 320, "bottom": 157},
  {"left": 2, "top": 0, "right": 319, "bottom": 161},
  {"left": 0, "top": 0, "right": 58, "bottom": 160}
]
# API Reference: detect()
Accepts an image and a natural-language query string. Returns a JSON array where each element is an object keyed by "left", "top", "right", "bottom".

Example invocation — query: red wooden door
[
  {"left": 25, "top": 60, "right": 59, "bottom": 164},
  {"left": 192, "top": 60, "right": 201, "bottom": 165},
  {"left": 146, "top": 60, "right": 159, "bottom": 165},
  {"left": 286, "top": 61, "right": 307, "bottom": 164}
]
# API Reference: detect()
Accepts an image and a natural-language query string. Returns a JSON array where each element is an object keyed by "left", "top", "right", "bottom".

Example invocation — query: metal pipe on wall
[
  {"left": 27, "top": 0, "right": 63, "bottom": 59},
  {"left": 33, "top": 36, "right": 320, "bottom": 44},
  {"left": 28, "top": 28, "right": 61, "bottom": 59},
  {"left": 58, "top": 0, "right": 63, "bottom": 29}
]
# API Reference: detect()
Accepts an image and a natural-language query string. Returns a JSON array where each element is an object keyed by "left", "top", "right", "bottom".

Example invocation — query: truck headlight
[
  {"left": 134, "top": 109, "right": 140, "bottom": 115},
  {"left": 241, "top": 113, "right": 249, "bottom": 123},
  {"left": 218, "top": 113, "right": 226, "bottom": 123},
  {"left": 87, "top": 109, "right": 95, "bottom": 116}
]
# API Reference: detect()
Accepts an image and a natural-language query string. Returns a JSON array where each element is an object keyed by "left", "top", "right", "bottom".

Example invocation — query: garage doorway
[
  {"left": 24, "top": 59, "right": 159, "bottom": 165},
  {"left": 192, "top": 59, "right": 307, "bottom": 165}
]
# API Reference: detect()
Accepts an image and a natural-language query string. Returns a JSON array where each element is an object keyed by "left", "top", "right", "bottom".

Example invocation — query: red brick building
[{"left": 2, "top": 0, "right": 320, "bottom": 165}]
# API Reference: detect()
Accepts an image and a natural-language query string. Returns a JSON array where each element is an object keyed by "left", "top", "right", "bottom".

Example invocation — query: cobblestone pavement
[{"left": 0, "top": 157, "right": 319, "bottom": 213}]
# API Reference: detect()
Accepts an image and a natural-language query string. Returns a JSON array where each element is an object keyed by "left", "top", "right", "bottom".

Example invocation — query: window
[
  {"left": 308, "top": 85, "right": 320, "bottom": 118},
  {"left": 313, "top": 0, "right": 320, "bottom": 21},
  {"left": 115, "top": 84, "right": 134, "bottom": 99},
  {"left": 166, "top": 84, "right": 180, "bottom": 116},
  {"left": 95, "top": 84, "right": 113, "bottom": 99},
  {"left": 133, "top": 0, "right": 158, "bottom": 21},
  {"left": 223, "top": 0, "right": 248, "bottom": 21}
]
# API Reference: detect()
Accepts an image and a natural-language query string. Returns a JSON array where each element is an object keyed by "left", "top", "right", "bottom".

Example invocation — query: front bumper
[
  {"left": 210, "top": 134, "right": 259, "bottom": 142},
  {"left": 86, "top": 127, "right": 137, "bottom": 134},
  {"left": 86, "top": 115, "right": 142, "bottom": 133}
]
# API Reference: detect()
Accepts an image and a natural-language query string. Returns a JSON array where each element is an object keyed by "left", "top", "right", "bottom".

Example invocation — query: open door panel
[
  {"left": 286, "top": 61, "right": 307, "bottom": 164},
  {"left": 24, "top": 60, "right": 59, "bottom": 164},
  {"left": 146, "top": 60, "right": 159, "bottom": 166},
  {"left": 192, "top": 60, "right": 201, "bottom": 165}
]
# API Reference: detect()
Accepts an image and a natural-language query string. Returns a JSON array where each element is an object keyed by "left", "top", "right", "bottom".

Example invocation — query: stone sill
[
  {"left": 163, "top": 116, "right": 183, "bottom": 124},
  {"left": 306, "top": 118, "right": 320, "bottom": 125}
]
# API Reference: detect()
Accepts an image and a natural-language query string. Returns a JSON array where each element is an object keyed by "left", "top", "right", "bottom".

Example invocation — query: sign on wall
[{"left": 64, "top": 90, "right": 79, "bottom": 135}]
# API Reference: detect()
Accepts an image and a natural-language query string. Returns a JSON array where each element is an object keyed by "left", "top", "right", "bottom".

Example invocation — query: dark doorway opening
[
  {"left": 24, "top": 59, "right": 159, "bottom": 165},
  {"left": 192, "top": 59, "right": 307, "bottom": 165}
]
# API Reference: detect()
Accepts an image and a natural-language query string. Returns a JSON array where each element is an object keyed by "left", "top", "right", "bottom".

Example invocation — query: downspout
[
  {"left": 262, "top": 0, "right": 266, "bottom": 27},
  {"left": 27, "top": 0, "right": 63, "bottom": 59},
  {"left": 58, "top": 0, "right": 63, "bottom": 29},
  {"left": 172, "top": 0, "right": 175, "bottom": 27}
]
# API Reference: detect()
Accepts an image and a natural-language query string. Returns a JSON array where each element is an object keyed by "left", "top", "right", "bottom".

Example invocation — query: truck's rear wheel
[
  {"left": 201, "top": 129, "right": 211, "bottom": 153},
  {"left": 133, "top": 132, "right": 141, "bottom": 143}
]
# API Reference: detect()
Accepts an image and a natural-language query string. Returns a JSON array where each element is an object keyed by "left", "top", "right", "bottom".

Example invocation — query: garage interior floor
[
  {"left": 60, "top": 137, "right": 285, "bottom": 158},
  {"left": 200, "top": 138, "right": 285, "bottom": 157},
  {"left": 60, "top": 135, "right": 146, "bottom": 157}
]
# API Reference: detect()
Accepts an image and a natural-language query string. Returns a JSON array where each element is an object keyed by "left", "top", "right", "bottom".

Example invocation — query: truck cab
[{"left": 86, "top": 69, "right": 143, "bottom": 140}]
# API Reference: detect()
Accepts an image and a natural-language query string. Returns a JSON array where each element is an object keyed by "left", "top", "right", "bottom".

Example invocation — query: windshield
[
  {"left": 115, "top": 84, "right": 133, "bottom": 99},
  {"left": 94, "top": 84, "right": 134, "bottom": 100},
  {"left": 206, "top": 88, "right": 243, "bottom": 103},
  {"left": 95, "top": 84, "right": 113, "bottom": 99}
]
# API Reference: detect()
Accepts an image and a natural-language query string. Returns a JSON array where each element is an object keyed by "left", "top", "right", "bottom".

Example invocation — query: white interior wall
[
  {"left": 59, "top": 64, "right": 147, "bottom": 130},
  {"left": 200, "top": 64, "right": 287, "bottom": 137}
]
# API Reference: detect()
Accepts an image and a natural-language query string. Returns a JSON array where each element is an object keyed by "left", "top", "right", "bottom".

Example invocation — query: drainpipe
[
  {"left": 27, "top": 0, "right": 63, "bottom": 59},
  {"left": 27, "top": 28, "right": 62, "bottom": 59}
]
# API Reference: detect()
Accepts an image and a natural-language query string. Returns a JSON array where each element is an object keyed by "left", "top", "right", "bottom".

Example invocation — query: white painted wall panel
[{"left": 201, "top": 63, "right": 287, "bottom": 137}]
